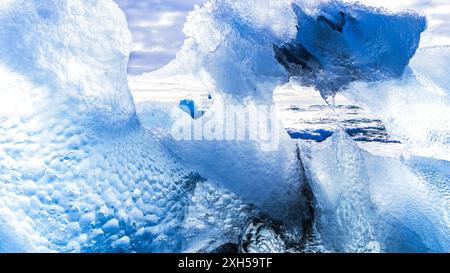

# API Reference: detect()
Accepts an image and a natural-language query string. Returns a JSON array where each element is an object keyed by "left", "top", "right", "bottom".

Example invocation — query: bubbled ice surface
[{"left": 0, "top": 0, "right": 251, "bottom": 252}]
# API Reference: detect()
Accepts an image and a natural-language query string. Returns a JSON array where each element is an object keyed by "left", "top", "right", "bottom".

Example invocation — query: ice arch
[{"left": 142, "top": 1, "right": 426, "bottom": 225}]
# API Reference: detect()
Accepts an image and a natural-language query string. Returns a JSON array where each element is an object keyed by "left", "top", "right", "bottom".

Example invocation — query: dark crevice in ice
[
  {"left": 296, "top": 143, "right": 316, "bottom": 248},
  {"left": 233, "top": 144, "right": 320, "bottom": 253},
  {"left": 317, "top": 11, "right": 347, "bottom": 33},
  {"left": 274, "top": 43, "right": 321, "bottom": 76}
]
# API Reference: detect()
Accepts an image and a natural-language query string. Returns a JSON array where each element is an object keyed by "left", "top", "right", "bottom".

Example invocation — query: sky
[
  {"left": 116, "top": 0, "right": 450, "bottom": 75},
  {"left": 115, "top": 0, "right": 206, "bottom": 75}
]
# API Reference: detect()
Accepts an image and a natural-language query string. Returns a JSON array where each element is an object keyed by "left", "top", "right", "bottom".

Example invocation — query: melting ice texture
[
  {"left": 301, "top": 129, "right": 449, "bottom": 252},
  {"left": 0, "top": 0, "right": 449, "bottom": 253},
  {"left": 279, "top": 1, "right": 425, "bottom": 99},
  {"left": 0, "top": 0, "right": 188, "bottom": 252},
  {"left": 346, "top": 47, "right": 450, "bottom": 161},
  {"left": 0, "top": 0, "right": 268, "bottom": 252},
  {"left": 134, "top": 0, "right": 449, "bottom": 252},
  {"left": 162, "top": 0, "right": 425, "bottom": 103}
]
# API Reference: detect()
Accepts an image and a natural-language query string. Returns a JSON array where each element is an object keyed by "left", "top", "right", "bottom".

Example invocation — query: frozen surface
[
  {"left": 130, "top": 0, "right": 448, "bottom": 252},
  {"left": 0, "top": 0, "right": 192, "bottom": 252},
  {"left": 277, "top": 1, "right": 425, "bottom": 100},
  {"left": 116, "top": 0, "right": 450, "bottom": 74},
  {"left": 0, "top": 0, "right": 449, "bottom": 253},
  {"left": 345, "top": 47, "right": 450, "bottom": 161},
  {"left": 138, "top": 0, "right": 425, "bottom": 103},
  {"left": 0, "top": 0, "right": 259, "bottom": 252},
  {"left": 301, "top": 130, "right": 449, "bottom": 252}
]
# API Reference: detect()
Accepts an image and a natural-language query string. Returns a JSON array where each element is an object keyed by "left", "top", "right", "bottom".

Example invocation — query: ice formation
[
  {"left": 278, "top": 1, "right": 426, "bottom": 99},
  {"left": 135, "top": 0, "right": 448, "bottom": 252},
  {"left": 0, "top": 0, "right": 187, "bottom": 252},
  {"left": 346, "top": 47, "right": 450, "bottom": 161},
  {"left": 0, "top": 0, "right": 261, "bottom": 252},
  {"left": 164, "top": 0, "right": 425, "bottom": 102},
  {"left": 0, "top": 0, "right": 449, "bottom": 253},
  {"left": 301, "top": 129, "right": 449, "bottom": 252}
]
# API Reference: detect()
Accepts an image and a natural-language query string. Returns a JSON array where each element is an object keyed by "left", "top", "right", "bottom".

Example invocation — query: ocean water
[
  {"left": 273, "top": 84, "right": 405, "bottom": 158},
  {"left": 129, "top": 76, "right": 405, "bottom": 158}
]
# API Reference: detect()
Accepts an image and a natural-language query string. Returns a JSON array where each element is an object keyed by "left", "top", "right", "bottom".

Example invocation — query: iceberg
[
  {"left": 0, "top": 0, "right": 303, "bottom": 252},
  {"left": 345, "top": 47, "right": 450, "bottom": 161},
  {"left": 132, "top": 0, "right": 448, "bottom": 252},
  {"left": 0, "top": 0, "right": 197, "bottom": 252},
  {"left": 301, "top": 129, "right": 449, "bottom": 252},
  {"left": 0, "top": 0, "right": 252, "bottom": 252},
  {"left": 0, "top": 0, "right": 448, "bottom": 253}
]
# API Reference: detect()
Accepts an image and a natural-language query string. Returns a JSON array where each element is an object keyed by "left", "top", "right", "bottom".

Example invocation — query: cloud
[{"left": 114, "top": 0, "right": 206, "bottom": 75}]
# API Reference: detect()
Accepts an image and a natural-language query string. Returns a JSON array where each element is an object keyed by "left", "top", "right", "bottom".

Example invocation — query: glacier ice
[
  {"left": 278, "top": 1, "right": 426, "bottom": 100},
  {"left": 162, "top": 0, "right": 297, "bottom": 103},
  {"left": 165, "top": 0, "right": 425, "bottom": 103},
  {"left": 132, "top": 0, "right": 448, "bottom": 253},
  {"left": 345, "top": 47, "right": 450, "bottom": 161},
  {"left": 0, "top": 0, "right": 449, "bottom": 253},
  {"left": 0, "top": 0, "right": 306, "bottom": 252},
  {"left": 138, "top": 0, "right": 427, "bottom": 228},
  {"left": 301, "top": 129, "right": 449, "bottom": 252},
  {"left": 301, "top": 129, "right": 380, "bottom": 252},
  {"left": 0, "top": 0, "right": 260, "bottom": 252}
]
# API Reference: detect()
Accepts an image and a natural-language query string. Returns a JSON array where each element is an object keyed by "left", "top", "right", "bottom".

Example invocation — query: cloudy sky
[{"left": 115, "top": 0, "right": 206, "bottom": 75}]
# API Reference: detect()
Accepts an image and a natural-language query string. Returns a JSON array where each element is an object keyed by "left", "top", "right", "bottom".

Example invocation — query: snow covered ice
[{"left": 0, "top": 0, "right": 449, "bottom": 253}]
